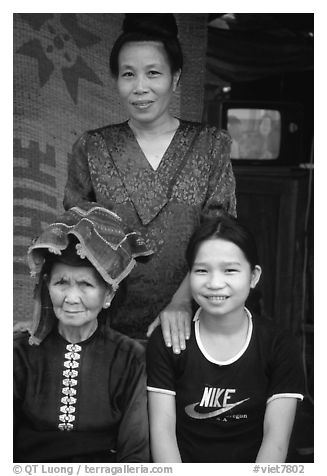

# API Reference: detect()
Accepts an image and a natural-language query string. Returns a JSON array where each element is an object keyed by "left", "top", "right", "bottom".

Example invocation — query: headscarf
[{"left": 27, "top": 203, "right": 152, "bottom": 345}]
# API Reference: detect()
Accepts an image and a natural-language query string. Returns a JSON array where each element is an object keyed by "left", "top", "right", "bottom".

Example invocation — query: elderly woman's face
[
  {"left": 48, "top": 262, "right": 111, "bottom": 330},
  {"left": 117, "top": 41, "right": 180, "bottom": 126}
]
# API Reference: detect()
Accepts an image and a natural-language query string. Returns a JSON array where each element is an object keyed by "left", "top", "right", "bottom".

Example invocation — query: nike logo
[{"left": 185, "top": 398, "right": 249, "bottom": 419}]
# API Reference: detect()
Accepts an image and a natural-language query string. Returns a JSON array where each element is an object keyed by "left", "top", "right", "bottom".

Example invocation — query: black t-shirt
[{"left": 146, "top": 309, "right": 304, "bottom": 463}]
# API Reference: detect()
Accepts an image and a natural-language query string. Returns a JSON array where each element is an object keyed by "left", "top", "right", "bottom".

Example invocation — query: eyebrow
[
  {"left": 222, "top": 261, "right": 241, "bottom": 266},
  {"left": 51, "top": 272, "right": 94, "bottom": 280},
  {"left": 193, "top": 261, "right": 241, "bottom": 266},
  {"left": 120, "top": 62, "right": 162, "bottom": 69}
]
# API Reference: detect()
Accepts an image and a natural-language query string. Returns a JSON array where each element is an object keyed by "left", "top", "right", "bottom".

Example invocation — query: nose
[
  {"left": 206, "top": 272, "right": 225, "bottom": 289},
  {"left": 63, "top": 286, "right": 81, "bottom": 305},
  {"left": 133, "top": 74, "right": 149, "bottom": 94}
]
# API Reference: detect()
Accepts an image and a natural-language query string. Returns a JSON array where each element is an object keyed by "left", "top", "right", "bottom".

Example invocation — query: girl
[{"left": 146, "top": 212, "right": 304, "bottom": 462}]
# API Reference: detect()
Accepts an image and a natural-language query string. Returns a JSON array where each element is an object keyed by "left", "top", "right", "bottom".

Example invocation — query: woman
[
  {"left": 147, "top": 213, "right": 304, "bottom": 462},
  {"left": 14, "top": 204, "right": 151, "bottom": 463},
  {"left": 63, "top": 14, "right": 236, "bottom": 350}
]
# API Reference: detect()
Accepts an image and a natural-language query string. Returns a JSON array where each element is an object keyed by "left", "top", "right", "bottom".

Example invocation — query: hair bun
[{"left": 123, "top": 13, "right": 178, "bottom": 38}]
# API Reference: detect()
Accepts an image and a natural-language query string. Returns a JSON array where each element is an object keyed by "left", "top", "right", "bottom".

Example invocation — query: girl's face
[
  {"left": 117, "top": 41, "right": 180, "bottom": 127},
  {"left": 190, "top": 238, "right": 261, "bottom": 321},
  {"left": 48, "top": 262, "right": 112, "bottom": 334}
]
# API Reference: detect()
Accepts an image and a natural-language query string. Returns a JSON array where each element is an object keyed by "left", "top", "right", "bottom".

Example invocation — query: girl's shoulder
[
  {"left": 252, "top": 313, "right": 290, "bottom": 334},
  {"left": 147, "top": 325, "right": 173, "bottom": 358},
  {"left": 147, "top": 322, "right": 197, "bottom": 362},
  {"left": 251, "top": 314, "right": 300, "bottom": 350}
]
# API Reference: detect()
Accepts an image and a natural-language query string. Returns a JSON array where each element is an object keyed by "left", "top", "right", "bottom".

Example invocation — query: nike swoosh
[{"left": 185, "top": 398, "right": 249, "bottom": 419}]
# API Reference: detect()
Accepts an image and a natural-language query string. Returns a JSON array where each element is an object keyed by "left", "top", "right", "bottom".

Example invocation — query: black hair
[
  {"left": 186, "top": 212, "right": 260, "bottom": 271},
  {"left": 110, "top": 13, "right": 183, "bottom": 77}
]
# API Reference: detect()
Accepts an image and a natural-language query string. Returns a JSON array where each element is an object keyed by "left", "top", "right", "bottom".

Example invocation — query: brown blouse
[{"left": 64, "top": 120, "right": 236, "bottom": 338}]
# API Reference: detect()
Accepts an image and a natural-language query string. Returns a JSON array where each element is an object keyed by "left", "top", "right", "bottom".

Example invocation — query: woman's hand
[{"left": 147, "top": 302, "right": 192, "bottom": 354}]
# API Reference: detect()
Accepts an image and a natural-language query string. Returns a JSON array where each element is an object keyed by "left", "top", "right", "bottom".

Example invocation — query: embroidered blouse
[
  {"left": 14, "top": 322, "right": 149, "bottom": 463},
  {"left": 64, "top": 120, "right": 236, "bottom": 338}
]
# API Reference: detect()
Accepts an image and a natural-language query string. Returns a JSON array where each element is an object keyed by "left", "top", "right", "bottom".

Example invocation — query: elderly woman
[{"left": 14, "top": 204, "right": 151, "bottom": 463}]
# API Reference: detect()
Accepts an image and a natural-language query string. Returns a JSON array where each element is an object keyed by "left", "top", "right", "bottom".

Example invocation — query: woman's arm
[
  {"left": 147, "top": 273, "right": 192, "bottom": 354},
  {"left": 63, "top": 134, "right": 96, "bottom": 210},
  {"left": 116, "top": 356, "right": 150, "bottom": 463},
  {"left": 256, "top": 397, "right": 298, "bottom": 463},
  {"left": 148, "top": 391, "right": 182, "bottom": 463},
  {"left": 203, "top": 129, "right": 237, "bottom": 217}
]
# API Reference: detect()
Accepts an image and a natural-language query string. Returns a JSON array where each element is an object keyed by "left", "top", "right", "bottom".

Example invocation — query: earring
[
  {"left": 103, "top": 288, "right": 116, "bottom": 309},
  {"left": 103, "top": 295, "right": 113, "bottom": 308}
]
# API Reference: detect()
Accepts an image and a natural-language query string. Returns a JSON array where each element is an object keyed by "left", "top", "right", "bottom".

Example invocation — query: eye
[
  {"left": 80, "top": 280, "right": 94, "bottom": 287},
  {"left": 193, "top": 268, "right": 207, "bottom": 274},
  {"left": 225, "top": 268, "right": 239, "bottom": 274},
  {"left": 53, "top": 278, "right": 67, "bottom": 286},
  {"left": 148, "top": 70, "right": 161, "bottom": 77},
  {"left": 121, "top": 71, "right": 134, "bottom": 78}
]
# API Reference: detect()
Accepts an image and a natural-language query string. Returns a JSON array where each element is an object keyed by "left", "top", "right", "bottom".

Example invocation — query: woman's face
[
  {"left": 190, "top": 238, "right": 261, "bottom": 321},
  {"left": 117, "top": 41, "right": 180, "bottom": 126},
  {"left": 48, "top": 262, "right": 111, "bottom": 333}
]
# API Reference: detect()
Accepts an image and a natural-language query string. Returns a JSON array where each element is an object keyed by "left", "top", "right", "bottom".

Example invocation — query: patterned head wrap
[{"left": 27, "top": 204, "right": 153, "bottom": 345}]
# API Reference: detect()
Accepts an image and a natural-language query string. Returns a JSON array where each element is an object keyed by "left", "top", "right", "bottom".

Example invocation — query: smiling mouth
[
  {"left": 131, "top": 101, "right": 154, "bottom": 108},
  {"left": 206, "top": 296, "right": 229, "bottom": 302},
  {"left": 63, "top": 310, "right": 84, "bottom": 315}
]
